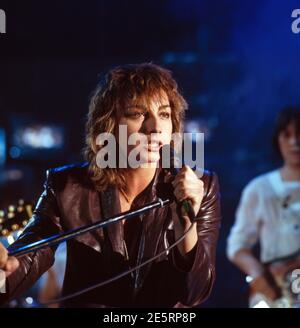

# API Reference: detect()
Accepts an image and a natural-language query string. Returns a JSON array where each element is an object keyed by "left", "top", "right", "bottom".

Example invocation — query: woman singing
[{"left": 0, "top": 63, "right": 221, "bottom": 308}]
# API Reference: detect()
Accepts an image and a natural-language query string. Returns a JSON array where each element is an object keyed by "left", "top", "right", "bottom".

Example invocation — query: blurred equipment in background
[
  {"left": 0, "top": 199, "right": 31, "bottom": 245},
  {"left": 9, "top": 117, "right": 66, "bottom": 162}
]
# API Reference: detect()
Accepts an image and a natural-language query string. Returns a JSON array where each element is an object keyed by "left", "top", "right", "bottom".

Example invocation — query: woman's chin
[{"left": 138, "top": 152, "right": 160, "bottom": 168}]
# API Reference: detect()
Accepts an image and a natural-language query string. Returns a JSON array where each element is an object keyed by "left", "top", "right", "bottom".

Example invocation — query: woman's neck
[
  {"left": 122, "top": 166, "right": 157, "bottom": 202},
  {"left": 280, "top": 164, "right": 300, "bottom": 181}
]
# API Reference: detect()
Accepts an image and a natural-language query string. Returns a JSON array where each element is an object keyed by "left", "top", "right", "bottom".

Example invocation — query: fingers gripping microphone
[{"left": 159, "top": 146, "right": 196, "bottom": 221}]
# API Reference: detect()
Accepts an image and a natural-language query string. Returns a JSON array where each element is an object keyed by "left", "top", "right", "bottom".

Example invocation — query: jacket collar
[{"left": 99, "top": 167, "right": 167, "bottom": 259}]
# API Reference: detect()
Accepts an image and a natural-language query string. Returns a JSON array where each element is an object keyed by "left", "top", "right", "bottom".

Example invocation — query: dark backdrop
[{"left": 1, "top": 0, "right": 300, "bottom": 307}]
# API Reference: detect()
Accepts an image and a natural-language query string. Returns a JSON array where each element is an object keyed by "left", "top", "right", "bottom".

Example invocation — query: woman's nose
[{"left": 143, "top": 115, "right": 162, "bottom": 134}]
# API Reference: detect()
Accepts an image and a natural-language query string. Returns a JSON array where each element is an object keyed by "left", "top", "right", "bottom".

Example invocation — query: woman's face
[
  {"left": 278, "top": 120, "right": 300, "bottom": 166},
  {"left": 118, "top": 92, "right": 173, "bottom": 167}
]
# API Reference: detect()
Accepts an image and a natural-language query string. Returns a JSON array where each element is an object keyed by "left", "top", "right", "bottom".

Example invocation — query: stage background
[{"left": 1, "top": 0, "right": 300, "bottom": 307}]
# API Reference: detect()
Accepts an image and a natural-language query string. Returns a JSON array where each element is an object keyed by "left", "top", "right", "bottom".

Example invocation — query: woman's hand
[
  {"left": 171, "top": 165, "right": 204, "bottom": 222},
  {"left": 166, "top": 165, "right": 204, "bottom": 257},
  {"left": 0, "top": 243, "right": 19, "bottom": 291}
]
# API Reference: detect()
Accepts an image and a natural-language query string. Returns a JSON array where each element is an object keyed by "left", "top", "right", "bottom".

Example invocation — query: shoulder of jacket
[
  {"left": 45, "top": 162, "right": 91, "bottom": 190},
  {"left": 47, "top": 162, "right": 88, "bottom": 174},
  {"left": 200, "top": 169, "right": 217, "bottom": 185}
]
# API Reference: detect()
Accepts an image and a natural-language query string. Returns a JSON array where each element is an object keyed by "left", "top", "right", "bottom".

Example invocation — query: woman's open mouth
[{"left": 146, "top": 142, "right": 161, "bottom": 152}]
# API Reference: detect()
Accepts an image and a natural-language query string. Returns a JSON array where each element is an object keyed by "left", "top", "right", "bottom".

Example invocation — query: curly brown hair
[{"left": 84, "top": 63, "right": 188, "bottom": 192}]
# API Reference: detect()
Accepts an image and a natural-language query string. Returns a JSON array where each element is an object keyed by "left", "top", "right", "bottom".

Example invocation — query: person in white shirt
[{"left": 227, "top": 107, "right": 300, "bottom": 307}]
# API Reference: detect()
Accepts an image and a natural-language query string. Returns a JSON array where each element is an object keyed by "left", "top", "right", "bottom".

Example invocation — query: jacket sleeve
[
  {"left": 168, "top": 172, "right": 222, "bottom": 307},
  {"left": 0, "top": 170, "right": 63, "bottom": 306}
]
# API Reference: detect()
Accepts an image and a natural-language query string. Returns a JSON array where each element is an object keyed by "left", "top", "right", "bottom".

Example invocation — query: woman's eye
[
  {"left": 160, "top": 112, "right": 171, "bottom": 119},
  {"left": 127, "top": 112, "right": 145, "bottom": 119}
]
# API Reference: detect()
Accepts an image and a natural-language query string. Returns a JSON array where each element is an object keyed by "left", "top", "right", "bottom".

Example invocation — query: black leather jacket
[{"left": 1, "top": 163, "right": 221, "bottom": 308}]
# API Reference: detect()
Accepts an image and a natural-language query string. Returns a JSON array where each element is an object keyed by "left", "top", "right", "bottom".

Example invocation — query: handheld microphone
[{"left": 169, "top": 147, "right": 196, "bottom": 221}]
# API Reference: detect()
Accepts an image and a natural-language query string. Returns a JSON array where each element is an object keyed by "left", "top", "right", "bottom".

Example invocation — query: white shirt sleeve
[
  {"left": 0, "top": 269, "right": 6, "bottom": 293},
  {"left": 226, "top": 179, "right": 261, "bottom": 260}
]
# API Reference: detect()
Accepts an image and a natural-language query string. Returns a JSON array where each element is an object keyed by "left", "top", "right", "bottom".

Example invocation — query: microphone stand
[{"left": 8, "top": 198, "right": 170, "bottom": 257}]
